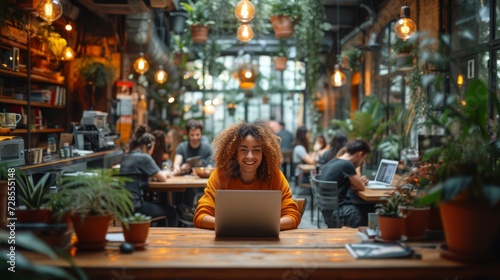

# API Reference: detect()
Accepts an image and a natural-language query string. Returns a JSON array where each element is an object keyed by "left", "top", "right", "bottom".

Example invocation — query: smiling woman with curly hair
[{"left": 194, "top": 120, "right": 300, "bottom": 230}]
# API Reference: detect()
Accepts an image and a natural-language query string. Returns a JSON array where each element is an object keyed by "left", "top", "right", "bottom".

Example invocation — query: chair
[
  {"left": 293, "top": 197, "right": 307, "bottom": 224},
  {"left": 310, "top": 176, "right": 340, "bottom": 228}
]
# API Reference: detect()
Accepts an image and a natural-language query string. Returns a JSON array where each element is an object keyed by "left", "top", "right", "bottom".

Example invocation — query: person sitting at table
[
  {"left": 120, "top": 125, "right": 179, "bottom": 227},
  {"left": 193, "top": 120, "right": 301, "bottom": 230},
  {"left": 172, "top": 119, "right": 213, "bottom": 175},
  {"left": 318, "top": 138, "right": 372, "bottom": 228},
  {"left": 292, "top": 126, "right": 316, "bottom": 185},
  {"left": 317, "top": 132, "right": 348, "bottom": 166}
]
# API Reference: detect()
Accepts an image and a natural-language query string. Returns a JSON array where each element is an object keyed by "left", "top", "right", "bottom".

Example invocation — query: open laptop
[
  {"left": 366, "top": 159, "right": 399, "bottom": 189},
  {"left": 215, "top": 190, "right": 281, "bottom": 238}
]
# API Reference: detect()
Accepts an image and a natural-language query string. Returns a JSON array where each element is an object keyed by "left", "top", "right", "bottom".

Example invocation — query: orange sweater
[{"left": 193, "top": 168, "right": 300, "bottom": 229}]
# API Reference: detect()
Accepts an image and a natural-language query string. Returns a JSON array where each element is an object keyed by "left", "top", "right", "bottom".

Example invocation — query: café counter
[
  {"left": 25, "top": 227, "right": 500, "bottom": 279},
  {"left": 19, "top": 149, "right": 124, "bottom": 175}
]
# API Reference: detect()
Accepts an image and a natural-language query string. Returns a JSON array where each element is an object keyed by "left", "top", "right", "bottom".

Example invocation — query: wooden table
[
  {"left": 148, "top": 175, "right": 208, "bottom": 192},
  {"left": 356, "top": 188, "right": 395, "bottom": 202},
  {"left": 26, "top": 227, "right": 500, "bottom": 279}
]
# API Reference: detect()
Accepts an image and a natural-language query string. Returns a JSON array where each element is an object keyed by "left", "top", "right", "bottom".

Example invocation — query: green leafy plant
[
  {"left": 33, "top": 22, "right": 67, "bottom": 59},
  {"left": 275, "top": 39, "right": 288, "bottom": 57},
  {"left": 392, "top": 37, "right": 416, "bottom": 55},
  {"left": 74, "top": 55, "right": 116, "bottom": 87},
  {"left": 49, "top": 169, "right": 134, "bottom": 221},
  {"left": 375, "top": 194, "right": 404, "bottom": 217},
  {"left": 341, "top": 47, "right": 363, "bottom": 72},
  {"left": 16, "top": 171, "right": 56, "bottom": 210},
  {"left": 270, "top": 0, "right": 299, "bottom": 19},
  {"left": 419, "top": 79, "right": 500, "bottom": 206},
  {"left": 180, "top": 0, "right": 215, "bottom": 27}
]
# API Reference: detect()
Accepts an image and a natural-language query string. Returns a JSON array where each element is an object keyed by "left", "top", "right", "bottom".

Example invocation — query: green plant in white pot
[
  {"left": 50, "top": 169, "right": 133, "bottom": 250},
  {"left": 419, "top": 78, "right": 500, "bottom": 261}
]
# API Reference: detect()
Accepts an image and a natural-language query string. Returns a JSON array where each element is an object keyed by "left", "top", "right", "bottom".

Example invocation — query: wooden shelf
[
  {"left": 9, "top": 128, "right": 64, "bottom": 134},
  {"left": 0, "top": 69, "right": 65, "bottom": 85},
  {"left": 0, "top": 98, "right": 65, "bottom": 109}
]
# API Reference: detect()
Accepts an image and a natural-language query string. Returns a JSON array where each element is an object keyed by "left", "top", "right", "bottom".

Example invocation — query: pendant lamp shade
[
  {"left": 154, "top": 66, "right": 168, "bottom": 84},
  {"left": 234, "top": 0, "right": 255, "bottom": 23},
  {"left": 37, "top": 0, "right": 63, "bottom": 25},
  {"left": 331, "top": 64, "right": 346, "bottom": 87},
  {"left": 61, "top": 46, "right": 75, "bottom": 61},
  {"left": 134, "top": 52, "right": 149, "bottom": 75},
  {"left": 394, "top": 5, "right": 417, "bottom": 41},
  {"left": 237, "top": 24, "right": 254, "bottom": 42},
  {"left": 238, "top": 65, "right": 256, "bottom": 89}
]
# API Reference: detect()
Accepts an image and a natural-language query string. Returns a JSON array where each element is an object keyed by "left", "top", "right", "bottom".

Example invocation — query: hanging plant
[
  {"left": 33, "top": 22, "right": 67, "bottom": 59},
  {"left": 74, "top": 56, "right": 117, "bottom": 87}
]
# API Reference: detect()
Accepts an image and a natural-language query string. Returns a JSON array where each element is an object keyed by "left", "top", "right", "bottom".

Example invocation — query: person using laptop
[
  {"left": 318, "top": 138, "right": 372, "bottom": 228},
  {"left": 193, "top": 120, "right": 301, "bottom": 230}
]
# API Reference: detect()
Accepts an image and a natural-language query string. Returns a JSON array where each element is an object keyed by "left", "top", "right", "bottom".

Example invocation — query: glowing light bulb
[
  {"left": 133, "top": 53, "right": 149, "bottom": 75},
  {"left": 394, "top": 5, "right": 417, "bottom": 41},
  {"left": 244, "top": 70, "right": 252, "bottom": 78},
  {"left": 65, "top": 23, "right": 72, "bottom": 31},
  {"left": 330, "top": 64, "right": 346, "bottom": 87},
  {"left": 154, "top": 66, "right": 168, "bottom": 84},
  {"left": 236, "top": 24, "right": 254, "bottom": 43},
  {"left": 234, "top": 0, "right": 255, "bottom": 23},
  {"left": 37, "top": 0, "right": 63, "bottom": 25},
  {"left": 457, "top": 74, "right": 464, "bottom": 87},
  {"left": 168, "top": 97, "right": 175, "bottom": 103},
  {"left": 61, "top": 46, "right": 75, "bottom": 61}
]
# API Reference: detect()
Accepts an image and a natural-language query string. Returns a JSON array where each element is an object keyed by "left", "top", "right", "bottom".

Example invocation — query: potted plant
[
  {"left": 419, "top": 79, "right": 500, "bottom": 261},
  {"left": 392, "top": 37, "right": 416, "bottom": 69},
  {"left": 121, "top": 212, "right": 152, "bottom": 249},
  {"left": 33, "top": 22, "right": 67, "bottom": 59},
  {"left": 274, "top": 39, "right": 288, "bottom": 71},
  {"left": 170, "top": 33, "right": 191, "bottom": 69},
  {"left": 269, "top": 0, "right": 299, "bottom": 39},
  {"left": 375, "top": 193, "right": 405, "bottom": 241},
  {"left": 396, "top": 182, "right": 431, "bottom": 240},
  {"left": 15, "top": 170, "right": 57, "bottom": 223},
  {"left": 180, "top": 0, "right": 215, "bottom": 43},
  {"left": 50, "top": 169, "right": 134, "bottom": 251},
  {"left": 341, "top": 47, "right": 363, "bottom": 84}
]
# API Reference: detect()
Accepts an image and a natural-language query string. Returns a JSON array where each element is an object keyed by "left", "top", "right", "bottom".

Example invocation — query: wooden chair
[
  {"left": 310, "top": 176, "right": 340, "bottom": 228},
  {"left": 293, "top": 197, "right": 307, "bottom": 224}
]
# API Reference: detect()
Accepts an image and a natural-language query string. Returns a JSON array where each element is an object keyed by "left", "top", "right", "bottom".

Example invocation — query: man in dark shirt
[
  {"left": 277, "top": 121, "right": 294, "bottom": 150},
  {"left": 318, "top": 138, "right": 371, "bottom": 228},
  {"left": 173, "top": 119, "right": 213, "bottom": 175}
]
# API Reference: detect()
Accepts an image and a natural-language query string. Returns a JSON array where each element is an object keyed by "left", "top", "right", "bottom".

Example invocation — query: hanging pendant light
[
  {"left": 238, "top": 65, "right": 256, "bottom": 89},
  {"left": 61, "top": 46, "right": 75, "bottom": 61},
  {"left": 331, "top": 0, "right": 346, "bottom": 87},
  {"left": 457, "top": 74, "right": 464, "bottom": 88},
  {"left": 394, "top": 2, "right": 417, "bottom": 41},
  {"left": 234, "top": 0, "right": 255, "bottom": 23},
  {"left": 236, "top": 23, "right": 254, "bottom": 42},
  {"left": 37, "top": 0, "right": 63, "bottom": 25},
  {"left": 331, "top": 64, "right": 347, "bottom": 87},
  {"left": 154, "top": 65, "right": 168, "bottom": 84},
  {"left": 134, "top": 52, "right": 149, "bottom": 75}
]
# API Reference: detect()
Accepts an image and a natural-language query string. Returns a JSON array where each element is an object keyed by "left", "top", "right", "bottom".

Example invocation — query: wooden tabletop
[
  {"left": 356, "top": 188, "right": 396, "bottom": 202},
  {"left": 148, "top": 175, "right": 208, "bottom": 192},
  {"left": 25, "top": 227, "right": 500, "bottom": 279}
]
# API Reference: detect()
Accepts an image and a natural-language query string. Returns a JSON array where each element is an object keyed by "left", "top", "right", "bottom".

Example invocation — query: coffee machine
[{"left": 74, "top": 111, "right": 116, "bottom": 151}]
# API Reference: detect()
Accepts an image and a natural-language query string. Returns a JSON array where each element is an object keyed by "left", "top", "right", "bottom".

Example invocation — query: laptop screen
[{"left": 374, "top": 160, "right": 398, "bottom": 184}]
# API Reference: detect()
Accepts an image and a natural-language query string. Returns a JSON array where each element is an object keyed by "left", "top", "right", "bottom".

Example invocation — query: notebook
[
  {"left": 215, "top": 190, "right": 281, "bottom": 238},
  {"left": 366, "top": 159, "right": 399, "bottom": 189}
]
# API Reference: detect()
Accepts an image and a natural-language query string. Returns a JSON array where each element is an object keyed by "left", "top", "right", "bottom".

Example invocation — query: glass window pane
[{"left": 452, "top": 0, "right": 490, "bottom": 51}]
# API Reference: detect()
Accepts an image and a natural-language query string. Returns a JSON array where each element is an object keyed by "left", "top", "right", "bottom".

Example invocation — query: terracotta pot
[
  {"left": 440, "top": 201, "right": 500, "bottom": 256},
  {"left": 274, "top": 56, "right": 287, "bottom": 71},
  {"left": 400, "top": 206, "right": 430, "bottom": 239},
  {"left": 270, "top": 15, "right": 294, "bottom": 39},
  {"left": 16, "top": 208, "right": 51, "bottom": 223},
  {"left": 190, "top": 25, "right": 210, "bottom": 44},
  {"left": 0, "top": 181, "right": 7, "bottom": 227},
  {"left": 71, "top": 214, "right": 112, "bottom": 250},
  {"left": 377, "top": 215, "right": 405, "bottom": 241},
  {"left": 122, "top": 220, "right": 151, "bottom": 244}
]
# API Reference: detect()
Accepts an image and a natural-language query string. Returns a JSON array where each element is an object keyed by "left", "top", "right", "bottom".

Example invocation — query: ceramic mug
[{"left": 5, "top": 113, "right": 21, "bottom": 129}]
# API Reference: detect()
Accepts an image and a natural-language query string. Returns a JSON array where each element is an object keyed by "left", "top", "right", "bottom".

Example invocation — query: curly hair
[{"left": 212, "top": 120, "right": 283, "bottom": 182}]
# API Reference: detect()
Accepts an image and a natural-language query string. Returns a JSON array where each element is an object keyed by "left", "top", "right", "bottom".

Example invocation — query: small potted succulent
[
  {"left": 396, "top": 183, "right": 431, "bottom": 239},
  {"left": 375, "top": 193, "right": 405, "bottom": 241},
  {"left": 274, "top": 39, "right": 288, "bottom": 71},
  {"left": 121, "top": 213, "right": 152, "bottom": 248}
]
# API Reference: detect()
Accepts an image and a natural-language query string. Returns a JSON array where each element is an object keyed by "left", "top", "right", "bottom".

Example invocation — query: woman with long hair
[
  {"left": 292, "top": 126, "right": 316, "bottom": 184},
  {"left": 194, "top": 120, "right": 300, "bottom": 230}
]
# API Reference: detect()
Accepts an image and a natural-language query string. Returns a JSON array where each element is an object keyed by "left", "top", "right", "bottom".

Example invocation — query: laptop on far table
[
  {"left": 215, "top": 190, "right": 281, "bottom": 238},
  {"left": 366, "top": 159, "right": 399, "bottom": 189}
]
